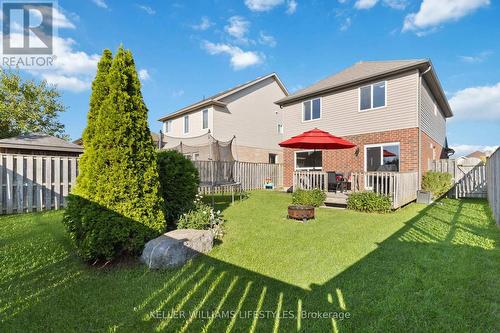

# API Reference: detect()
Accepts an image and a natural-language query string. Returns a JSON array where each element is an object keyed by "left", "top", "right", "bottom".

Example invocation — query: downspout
[{"left": 418, "top": 65, "right": 432, "bottom": 189}]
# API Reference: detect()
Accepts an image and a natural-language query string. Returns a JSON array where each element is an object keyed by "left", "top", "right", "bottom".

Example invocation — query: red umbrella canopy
[
  {"left": 279, "top": 128, "right": 356, "bottom": 150},
  {"left": 383, "top": 149, "right": 397, "bottom": 157}
]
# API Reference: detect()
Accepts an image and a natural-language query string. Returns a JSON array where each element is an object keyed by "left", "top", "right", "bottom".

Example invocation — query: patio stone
[{"left": 141, "top": 229, "right": 214, "bottom": 269}]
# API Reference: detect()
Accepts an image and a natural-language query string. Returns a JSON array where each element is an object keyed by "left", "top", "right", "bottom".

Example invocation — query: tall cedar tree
[
  {"left": 76, "top": 49, "right": 113, "bottom": 196},
  {"left": 64, "top": 47, "right": 165, "bottom": 261}
]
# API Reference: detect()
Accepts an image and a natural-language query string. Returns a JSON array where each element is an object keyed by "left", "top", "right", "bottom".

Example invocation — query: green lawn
[{"left": 1, "top": 191, "right": 499, "bottom": 332}]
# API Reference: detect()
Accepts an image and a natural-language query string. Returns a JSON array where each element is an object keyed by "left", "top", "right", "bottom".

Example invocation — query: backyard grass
[{"left": 0, "top": 191, "right": 499, "bottom": 332}]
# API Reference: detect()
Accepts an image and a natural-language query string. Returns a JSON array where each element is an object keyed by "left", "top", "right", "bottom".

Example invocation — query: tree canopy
[{"left": 0, "top": 69, "right": 67, "bottom": 139}]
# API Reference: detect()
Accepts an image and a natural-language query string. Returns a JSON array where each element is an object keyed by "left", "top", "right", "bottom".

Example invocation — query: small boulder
[{"left": 141, "top": 229, "right": 214, "bottom": 269}]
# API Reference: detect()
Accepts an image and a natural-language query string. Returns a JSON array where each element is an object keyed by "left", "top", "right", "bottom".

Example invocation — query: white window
[
  {"left": 277, "top": 124, "right": 284, "bottom": 134},
  {"left": 184, "top": 115, "right": 189, "bottom": 134},
  {"left": 365, "top": 142, "right": 400, "bottom": 172},
  {"left": 202, "top": 109, "right": 209, "bottom": 129},
  {"left": 164, "top": 120, "right": 172, "bottom": 133},
  {"left": 295, "top": 150, "right": 322, "bottom": 170},
  {"left": 434, "top": 104, "right": 438, "bottom": 116},
  {"left": 359, "top": 81, "right": 386, "bottom": 111},
  {"left": 303, "top": 98, "right": 321, "bottom": 121}
]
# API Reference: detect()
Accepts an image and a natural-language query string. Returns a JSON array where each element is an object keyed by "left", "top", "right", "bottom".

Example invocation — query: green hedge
[
  {"left": 422, "top": 171, "right": 453, "bottom": 198},
  {"left": 157, "top": 150, "right": 199, "bottom": 226},
  {"left": 292, "top": 189, "right": 326, "bottom": 207},
  {"left": 347, "top": 192, "right": 392, "bottom": 213}
]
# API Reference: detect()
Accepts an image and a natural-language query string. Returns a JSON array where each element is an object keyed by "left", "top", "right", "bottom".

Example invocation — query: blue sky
[{"left": 17, "top": 0, "right": 500, "bottom": 156}]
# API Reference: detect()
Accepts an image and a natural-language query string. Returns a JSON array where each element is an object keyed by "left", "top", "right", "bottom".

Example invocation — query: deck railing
[
  {"left": 352, "top": 171, "right": 418, "bottom": 208},
  {"left": 292, "top": 170, "right": 327, "bottom": 192},
  {"left": 292, "top": 170, "right": 418, "bottom": 209}
]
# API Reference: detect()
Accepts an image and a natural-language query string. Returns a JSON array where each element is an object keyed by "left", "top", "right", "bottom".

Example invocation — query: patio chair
[{"left": 327, "top": 172, "right": 341, "bottom": 193}]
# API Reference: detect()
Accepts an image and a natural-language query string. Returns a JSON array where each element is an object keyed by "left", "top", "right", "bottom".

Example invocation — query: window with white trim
[
  {"left": 295, "top": 150, "right": 322, "bottom": 170},
  {"left": 202, "top": 109, "right": 209, "bottom": 129},
  {"left": 360, "top": 81, "right": 386, "bottom": 111},
  {"left": 303, "top": 98, "right": 321, "bottom": 121},
  {"left": 183, "top": 115, "right": 189, "bottom": 134},
  {"left": 365, "top": 143, "right": 400, "bottom": 172},
  {"left": 164, "top": 120, "right": 172, "bottom": 133}
]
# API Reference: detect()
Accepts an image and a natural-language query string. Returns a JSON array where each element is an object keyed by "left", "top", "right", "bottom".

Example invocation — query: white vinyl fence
[
  {"left": 486, "top": 148, "right": 500, "bottom": 226},
  {"left": 0, "top": 154, "right": 78, "bottom": 215}
]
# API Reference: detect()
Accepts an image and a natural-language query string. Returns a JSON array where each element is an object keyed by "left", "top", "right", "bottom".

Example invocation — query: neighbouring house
[
  {"left": 275, "top": 59, "right": 454, "bottom": 189},
  {"left": 158, "top": 73, "right": 288, "bottom": 163},
  {"left": 0, "top": 133, "right": 83, "bottom": 156},
  {"left": 73, "top": 132, "right": 161, "bottom": 148}
]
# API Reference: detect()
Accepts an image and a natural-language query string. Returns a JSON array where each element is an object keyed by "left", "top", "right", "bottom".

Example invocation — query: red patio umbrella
[
  {"left": 279, "top": 128, "right": 356, "bottom": 170},
  {"left": 383, "top": 149, "right": 396, "bottom": 157},
  {"left": 279, "top": 128, "right": 356, "bottom": 150}
]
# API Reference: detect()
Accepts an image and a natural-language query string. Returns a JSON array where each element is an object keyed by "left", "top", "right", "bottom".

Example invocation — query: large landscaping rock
[{"left": 141, "top": 229, "right": 213, "bottom": 269}]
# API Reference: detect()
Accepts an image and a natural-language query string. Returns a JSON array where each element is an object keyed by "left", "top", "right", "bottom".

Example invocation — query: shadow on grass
[{"left": 0, "top": 197, "right": 498, "bottom": 332}]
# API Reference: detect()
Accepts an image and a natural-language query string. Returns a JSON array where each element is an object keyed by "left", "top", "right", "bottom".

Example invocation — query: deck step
[{"left": 323, "top": 192, "right": 348, "bottom": 208}]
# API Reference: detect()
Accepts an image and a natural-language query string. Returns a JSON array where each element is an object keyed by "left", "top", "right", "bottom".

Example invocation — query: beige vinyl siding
[
  {"left": 420, "top": 79, "right": 446, "bottom": 146},
  {"left": 163, "top": 107, "right": 212, "bottom": 138},
  {"left": 283, "top": 70, "right": 419, "bottom": 138},
  {"left": 213, "top": 77, "right": 286, "bottom": 151}
]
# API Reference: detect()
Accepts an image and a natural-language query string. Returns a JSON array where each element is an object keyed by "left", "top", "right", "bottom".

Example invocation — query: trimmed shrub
[
  {"left": 347, "top": 192, "right": 392, "bottom": 213},
  {"left": 177, "top": 194, "right": 224, "bottom": 239},
  {"left": 422, "top": 171, "right": 453, "bottom": 198},
  {"left": 63, "top": 47, "right": 165, "bottom": 262},
  {"left": 157, "top": 150, "right": 199, "bottom": 225},
  {"left": 292, "top": 189, "right": 326, "bottom": 207}
]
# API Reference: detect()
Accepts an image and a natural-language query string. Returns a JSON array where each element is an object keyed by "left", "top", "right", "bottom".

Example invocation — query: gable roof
[
  {"left": 276, "top": 59, "right": 453, "bottom": 118},
  {"left": 0, "top": 133, "right": 83, "bottom": 153},
  {"left": 158, "top": 73, "right": 288, "bottom": 122}
]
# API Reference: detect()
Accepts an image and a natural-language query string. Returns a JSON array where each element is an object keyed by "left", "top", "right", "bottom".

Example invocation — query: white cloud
[
  {"left": 171, "top": 89, "right": 185, "bottom": 98},
  {"left": 450, "top": 144, "right": 498, "bottom": 157},
  {"left": 225, "top": 16, "right": 250, "bottom": 40},
  {"left": 403, "top": 0, "right": 490, "bottom": 33},
  {"left": 340, "top": 17, "right": 352, "bottom": 31},
  {"left": 92, "top": 0, "right": 108, "bottom": 9},
  {"left": 202, "top": 41, "right": 263, "bottom": 70},
  {"left": 449, "top": 82, "right": 500, "bottom": 121},
  {"left": 30, "top": 37, "right": 100, "bottom": 92},
  {"left": 383, "top": 0, "right": 408, "bottom": 10},
  {"left": 245, "top": 0, "right": 284, "bottom": 12},
  {"left": 138, "top": 5, "right": 155, "bottom": 15},
  {"left": 192, "top": 16, "right": 214, "bottom": 31},
  {"left": 286, "top": 0, "right": 298, "bottom": 14},
  {"left": 42, "top": 74, "right": 89, "bottom": 92},
  {"left": 258, "top": 31, "right": 276, "bottom": 47},
  {"left": 138, "top": 69, "right": 150, "bottom": 81},
  {"left": 458, "top": 50, "right": 492, "bottom": 63},
  {"left": 354, "top": 0, "right": 379, "bottom": 9}
]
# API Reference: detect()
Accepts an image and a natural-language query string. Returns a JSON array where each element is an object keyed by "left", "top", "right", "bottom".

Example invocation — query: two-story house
[
  {"left": 158, "top": 73, "right": 288, "bottom": 163},
  {"left": 275, "top": 59, "right": 453, "bottom": 189}
]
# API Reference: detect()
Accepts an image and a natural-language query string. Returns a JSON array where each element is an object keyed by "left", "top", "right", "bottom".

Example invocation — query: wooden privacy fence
[
  {"left": 0, "top": 154, "right": 78, "bottom": 215},
  {"left": 193, "top": 160, "right": 283, "bottom": 193},
  {"left": 429, "top": 159, "right": 487, "bottom": 198},
  {"left": 486, "top": 148, "right": 500, "bottom": 226},
  {"left": 351, "top": 171, "right": 418, "bottom": 209}
]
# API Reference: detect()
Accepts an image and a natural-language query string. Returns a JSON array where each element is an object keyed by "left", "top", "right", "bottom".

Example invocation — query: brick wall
[
  {"left": 283, "top": 127, "right": 419, "bottom": 187},
  {"left": 420, "top": 130, "right": 445, "bottom": 174}
]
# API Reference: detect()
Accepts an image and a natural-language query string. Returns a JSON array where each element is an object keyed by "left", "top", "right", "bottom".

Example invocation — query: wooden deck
[
  {"left": 293, "top": 170, "right": 418, "bottom": 209},
  {"left": 323, "top": 192, "right": 349, "bottom": 208}
]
